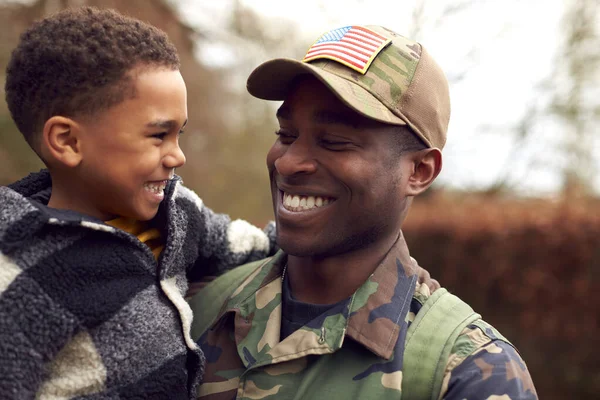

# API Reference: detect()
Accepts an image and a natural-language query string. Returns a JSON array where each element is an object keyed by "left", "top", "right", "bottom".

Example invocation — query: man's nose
[{"left": 274, "top": 139, "right": 317, "bottom": 177}]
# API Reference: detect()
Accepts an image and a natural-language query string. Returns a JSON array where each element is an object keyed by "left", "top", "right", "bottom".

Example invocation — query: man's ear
[
  {"left": 406, "top": 148, "right": 442, "bottom": 196},
  {"left": 42, "top": 116, "right": 83, "bottom": 168}
]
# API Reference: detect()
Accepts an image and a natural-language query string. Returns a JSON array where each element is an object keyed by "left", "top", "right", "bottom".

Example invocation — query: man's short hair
[
  {"left": 4, "top": 6, "right": 180, "bottom": 151},
  {"left": 394, "top": 126, "right": 428, "bottom": 156}
]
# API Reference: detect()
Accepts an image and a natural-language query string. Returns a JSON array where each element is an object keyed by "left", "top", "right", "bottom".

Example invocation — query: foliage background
[{"left": 0, "top": 0, "right": 598, "bottom": 398}]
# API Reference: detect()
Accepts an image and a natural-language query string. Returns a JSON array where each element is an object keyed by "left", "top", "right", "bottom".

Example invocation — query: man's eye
[
  {"left": 322, "top": 139, "right": 351, "bottom": 149},
  {"left": 275, "top": 130, "right": 296, "bottom": 143},
  {"left": 151, "top": 132, "right": 167, "bottom": 140}
]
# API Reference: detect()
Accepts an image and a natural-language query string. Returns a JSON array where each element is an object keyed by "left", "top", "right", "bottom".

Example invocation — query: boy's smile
[
  {"left": 143, "top": 179, "right": 171, "bottom": 203},
  {"left": 48, "top": 67, "right": 188, "bottom": 221}
]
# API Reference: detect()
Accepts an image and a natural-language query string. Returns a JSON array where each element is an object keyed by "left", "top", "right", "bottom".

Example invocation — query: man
[{"left": 191, "top": 25, "right": 537, "bottom": 399}]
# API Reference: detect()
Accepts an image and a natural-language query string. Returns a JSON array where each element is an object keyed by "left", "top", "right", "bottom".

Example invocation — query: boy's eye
[{"left": 151, "top": 132, "right": 167, "bottom": 140}]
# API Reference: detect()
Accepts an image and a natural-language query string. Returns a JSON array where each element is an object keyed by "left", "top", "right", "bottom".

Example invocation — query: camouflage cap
[{"left": 247, "top": 25, "right": 450, "bottom": 149}]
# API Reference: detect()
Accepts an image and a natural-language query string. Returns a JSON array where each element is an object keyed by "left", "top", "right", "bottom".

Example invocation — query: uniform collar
[
  {"left": 213, "top": 232, "right": 417, "bottom": 362},
  {"left": 345, "top": 231, "right": 418, "bottom": 359}
]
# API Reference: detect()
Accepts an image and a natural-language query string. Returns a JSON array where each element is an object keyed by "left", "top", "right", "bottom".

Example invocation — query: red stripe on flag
[
  {"left": 352, "top": 26, "right": 387, "bottom": 41},
  {"left": 306, "top": 46, "right": 370, "bottom": 62},
  {"left": 345, "top": 32, "right": 384, "bottom": 47},
  {"left": 349, "top": 29, "right": 385, "bottom": 43},
  {"left": 339, "top": 37, "right": 378, "bottom": 52},
  {"left": 305, "top": 49, "right": 367, "bottom": 67},
  {"left": 305, "top": 50, "right": 365, "bottom": 70},
  {"left": 308, "top": 43, "right": 372, "bottom": 59}
]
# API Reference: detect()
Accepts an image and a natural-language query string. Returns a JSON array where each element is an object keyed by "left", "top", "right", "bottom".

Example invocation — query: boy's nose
[{"left": 165, "top": 143, "right": 186, "bottom": 169}]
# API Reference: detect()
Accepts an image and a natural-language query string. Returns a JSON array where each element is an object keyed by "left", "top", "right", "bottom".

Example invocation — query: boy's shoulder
[
  {"left": 0, "top": 173, "right": 46, "bottom": 228},
  {"left": 0, "top": 170, "right": 111, "bottom": 242}
]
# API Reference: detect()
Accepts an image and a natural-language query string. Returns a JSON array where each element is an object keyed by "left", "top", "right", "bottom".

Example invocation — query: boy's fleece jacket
[{"left": 0, "top": 170, "right": 276, "bottom": 399}]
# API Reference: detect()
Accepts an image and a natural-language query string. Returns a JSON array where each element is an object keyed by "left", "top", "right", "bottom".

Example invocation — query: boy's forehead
[{"left": 84, "top": 68, "right": 187, "bottom": 126}]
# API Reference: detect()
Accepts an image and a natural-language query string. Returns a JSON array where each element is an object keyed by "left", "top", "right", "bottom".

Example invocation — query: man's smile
[{"left": 281, "top": 191, "right": 336, "bottom": 212}]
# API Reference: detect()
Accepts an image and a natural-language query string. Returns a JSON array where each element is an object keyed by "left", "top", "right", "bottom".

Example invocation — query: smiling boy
[{"left": 0, "top": 7, "right": 274, "bottom": 398}]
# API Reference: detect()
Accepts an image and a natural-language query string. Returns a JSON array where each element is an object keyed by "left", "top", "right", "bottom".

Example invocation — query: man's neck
[{"left": 285, "top": 232, "right": 401, "bottom": 305}]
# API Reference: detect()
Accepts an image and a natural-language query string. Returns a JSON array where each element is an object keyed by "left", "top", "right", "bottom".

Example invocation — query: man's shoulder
[
  {"left": 410, "top": 286, "right": 514, "bottom": 358},
  {"left": 189, "top": 256, "right": 274, "bottom": 339},
  {"left": 442, "top": 319, "right": 537, "bottom": 398},
  {"left": 409, "top": 288, "right": 537, "bottom": 399}
]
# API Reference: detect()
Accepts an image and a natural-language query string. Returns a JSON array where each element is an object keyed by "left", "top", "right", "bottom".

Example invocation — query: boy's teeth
[
  {"left": 144, "top": 182, "right": 166, "bottom": 194},
  {"left": 282, "top": 192, "right": 333, "bottom": 212}
]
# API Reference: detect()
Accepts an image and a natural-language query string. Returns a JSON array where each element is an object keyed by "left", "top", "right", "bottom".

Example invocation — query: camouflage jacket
[{"left": 196, "top": 233, "right": 537, "bottom": 399}]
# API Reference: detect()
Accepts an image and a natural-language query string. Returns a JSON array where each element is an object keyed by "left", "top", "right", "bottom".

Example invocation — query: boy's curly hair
[{"left": 5, "top": 6, "right": 180, "bottom": 151}]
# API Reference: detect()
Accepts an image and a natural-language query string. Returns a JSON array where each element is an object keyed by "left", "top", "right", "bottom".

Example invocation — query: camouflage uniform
[{"left": 195, "top": 232, "right": 537, "bottom": 399}]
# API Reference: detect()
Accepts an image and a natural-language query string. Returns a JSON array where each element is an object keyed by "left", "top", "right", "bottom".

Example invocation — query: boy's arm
[{"left": 176, "top": 185, "right": 277, "bottom": 282}]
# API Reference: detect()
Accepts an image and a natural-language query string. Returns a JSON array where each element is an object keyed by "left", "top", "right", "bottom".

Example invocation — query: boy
[{"left": 0, "top": 7, "right": 275, "bottom": 399}]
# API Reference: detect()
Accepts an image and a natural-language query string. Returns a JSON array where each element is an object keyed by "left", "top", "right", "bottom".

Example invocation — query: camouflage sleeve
[{"left": 441, "top": 340, "right": 538, "bottom": 400}]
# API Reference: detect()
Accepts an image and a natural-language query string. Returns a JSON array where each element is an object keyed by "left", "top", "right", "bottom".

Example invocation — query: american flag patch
[{"left": 302, "top": 26, "right": 392, "bottom": 74}]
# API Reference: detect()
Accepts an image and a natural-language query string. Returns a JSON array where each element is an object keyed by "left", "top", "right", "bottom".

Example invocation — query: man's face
[
  {"left": 267, "top": 77, "right": 413, "bottom": 257},
  {"left": 75, "top": 67, "right": 188, "bottom": 221}
]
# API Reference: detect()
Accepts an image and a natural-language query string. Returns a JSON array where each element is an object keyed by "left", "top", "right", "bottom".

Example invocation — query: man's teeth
[
  {"left": 282, "top": 192, "right": 332, "bottom": 211},
  {"left": 144, "top": 182, "right": 166, "bottom": 194}
]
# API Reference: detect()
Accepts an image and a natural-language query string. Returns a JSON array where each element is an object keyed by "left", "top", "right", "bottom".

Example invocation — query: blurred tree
[
  {"left": 550, "top": 0, "right": 599, "bottom": 196},
  {"left": 488, "top": 0, "right": 600, "bottom": 196}
]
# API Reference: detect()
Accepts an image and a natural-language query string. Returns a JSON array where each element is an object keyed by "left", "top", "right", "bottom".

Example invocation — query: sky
[{"left": 178, "top": 0, "right": 599, "bottom": 196}]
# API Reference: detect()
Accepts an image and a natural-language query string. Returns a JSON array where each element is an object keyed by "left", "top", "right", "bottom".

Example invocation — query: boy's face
[{"left": 74, "top": 67, "right": 188, "bottom": 221}]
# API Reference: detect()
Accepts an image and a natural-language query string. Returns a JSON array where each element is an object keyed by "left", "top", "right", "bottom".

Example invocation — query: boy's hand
[{"left": 412, "top": 257, "right": 440, "bottom": 292}]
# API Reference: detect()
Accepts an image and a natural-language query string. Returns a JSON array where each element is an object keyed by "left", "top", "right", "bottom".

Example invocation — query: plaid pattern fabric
[{"left": 0, "top": 170, "right": 273, "bottom": 399}]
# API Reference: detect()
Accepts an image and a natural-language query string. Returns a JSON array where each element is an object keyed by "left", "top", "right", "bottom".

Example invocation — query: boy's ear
[
  {"left": 42, "top": 116, "right": 83, "bottom": 168},
  {"left": 405, "top": 148, "right": 442, "bottom": 196}
]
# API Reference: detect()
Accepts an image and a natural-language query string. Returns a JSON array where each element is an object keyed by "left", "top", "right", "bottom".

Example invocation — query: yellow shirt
[{"left": 105, "top": 217, "right": 164, "bottom": 260}]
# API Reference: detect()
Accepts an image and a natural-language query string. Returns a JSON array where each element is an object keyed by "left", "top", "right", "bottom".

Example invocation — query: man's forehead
[
  {"left": 277, "top": 101, "right": 390, "bottom": 132},
  {"left": 277, "top": 104, "right": 364, "bottom": 128}
]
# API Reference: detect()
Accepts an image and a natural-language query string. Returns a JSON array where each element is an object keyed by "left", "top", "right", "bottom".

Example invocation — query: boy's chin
[
  {"left": 136, "top": 209, "right": 160, "bottom": 221},
  {"left": 119, "top": 205, "right": 160, "bottom": 222}
]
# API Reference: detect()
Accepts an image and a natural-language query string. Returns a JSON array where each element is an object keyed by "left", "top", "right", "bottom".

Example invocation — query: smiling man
[{"left": 192, "top": 26, "right": 537, "bottom": 399}]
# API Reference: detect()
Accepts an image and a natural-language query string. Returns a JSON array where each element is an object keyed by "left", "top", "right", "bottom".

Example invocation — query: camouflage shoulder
[
  {"left": 189, "top": 257, "right": 273, "bottom": 340},
  {"left": 442, "top": 319, "right": 499, "bottom": 375},
  {"left": 439, "top": 319, "right": 537, "bottom": 399}
]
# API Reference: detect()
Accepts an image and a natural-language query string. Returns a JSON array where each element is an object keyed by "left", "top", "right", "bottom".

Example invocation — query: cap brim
[{"left": 246, "top": 58, "right": 407, "bottom": 126}]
